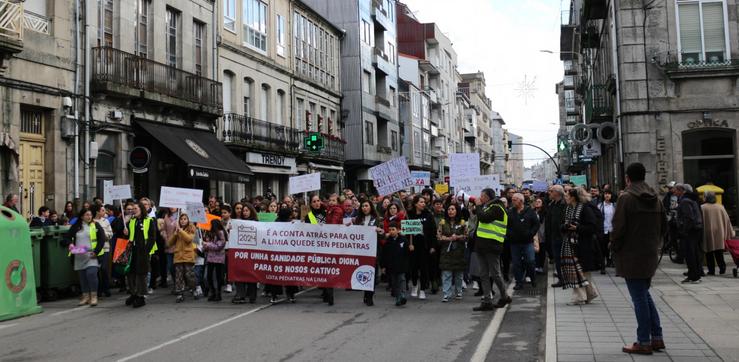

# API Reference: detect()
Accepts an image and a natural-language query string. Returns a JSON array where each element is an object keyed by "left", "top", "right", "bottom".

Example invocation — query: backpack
[{"left": 586, "top": 202, "right": 605, "bottom": 238}]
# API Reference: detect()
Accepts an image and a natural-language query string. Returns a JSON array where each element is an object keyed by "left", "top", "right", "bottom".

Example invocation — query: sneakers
[
  {"left": 231, "top": 297, "right": 247, "bottom": 304},
  {"left": 176, "top": 295, "right": 185, "bottom": 303},
  {"left": 132, "top": 295, "right": 146, "bottom": 308},
  {"left": 224, "top": 284, "right": 233, "bottom": 293},
  {"left": 418, "top": 290, "right": 427, "bottom": 300},
  {"left": 455, "top": 293, "right": 463, "bottom": 300},
  {"left": 410, "top": 285, "right": 418, "bottom": 297},
  {"left": 681, "top": 278, "right": 701, "bottom": 284},
  {"left": 125, "top": 295, "right": 136, "bottom": 306},
  {"left": 147, "top": 287, "right": 154, "bottom": 295},
  {"left": 494, "top": 296, "right": 512, "bottom": 308},
  {"left": 524, "top": 276, "right": 531, "bottom": 283},
  {"left": 194, "top": 286, "right": 203, "bottom": 299},
  {"left": 472, "top": 281, "right": 480, "bottom": 290},
  {"left": 270, "top": 296, "right": 278, "bottom": 304},
  {"left": 441, "top": 296, "right": 449, "bottom": 303}
]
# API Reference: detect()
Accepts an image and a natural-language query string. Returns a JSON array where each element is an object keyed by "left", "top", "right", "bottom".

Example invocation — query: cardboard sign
[
  {"left": 449, "top": 153, "right": 480, "bottom": 186},
  {"left": 532, "top": 181, "right": 549, "bottom": 193},
  {"left": 227, "top": 220, "right": 377, "bottom": 291},
  {"left": 103, "top": 180, "right": 114, "bottom": 205},
  {"left": 411, "top": 171, "right": 431, "bottom": 186},
  {"left": 106, "top": 184, "right": 131, "bottom": 202},
  {"left": 257, "top": 212, "right": 277, "bottom": 222},
  {"left": 434, "top": 183, "right": 449, "bottom": 195},
  {"left": 401, "top": 219, "right": 423, "bottom": 235},
  {"left": 289, "top": 173, "right": 322, "bottom": 195},
  {"left": 454, "top": 175, "right": 500, "bottom": 198},
  {"left": 369, "top": 157, "right": 413, "bottom": 196},
  {"left": 159, "top": 186, "right": 203, "bottom": 209},
  {"left": 197, "top": 213, "right": 221, "bottom": 231},
  {"left": 184, "top": 202, "right": 207, "bottom": 224},
  {"left": 570, "top": 175, "right": 587, "bottom": 187}
]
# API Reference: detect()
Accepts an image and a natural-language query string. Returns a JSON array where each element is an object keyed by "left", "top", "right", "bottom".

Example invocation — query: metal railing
[
  {"left": 22, "top": 10, "right": 48, "bottom": 34},
  {"left": 220, "top": 113, "right": 301, "bottom": 151},
  {"left": 0, "top": 0, "right": 23, "bottom": 41},
  {"left": 300, "top": 133, "right": 345, "bottom": 162},
  {"left": 585, "top": 84, "right": 612, "bottom": 121},
  {"left": 92, "top": 46, "right": 222, "bottom": 110}
]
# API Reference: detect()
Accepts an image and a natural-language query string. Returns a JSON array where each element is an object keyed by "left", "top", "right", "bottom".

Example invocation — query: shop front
[
  {"left": 307, "top": 162, "right": 343, "bottom": 195},
  {"left": 245, "top": 151, "right": 297, "bottom": 199}
]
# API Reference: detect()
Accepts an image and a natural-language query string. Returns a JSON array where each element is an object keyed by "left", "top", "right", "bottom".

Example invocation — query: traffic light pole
[{"left": 511, "top": 142, "right": 562, "bottom": 179}]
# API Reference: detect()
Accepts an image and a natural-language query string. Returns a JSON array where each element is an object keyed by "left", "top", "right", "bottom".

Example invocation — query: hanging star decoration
[{"left": 515, "top": 75, "right": 538, "bottom": 105}]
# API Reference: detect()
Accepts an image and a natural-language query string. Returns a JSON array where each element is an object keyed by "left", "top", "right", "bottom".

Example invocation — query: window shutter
[
  {"left": 678, "top": 3, "right": 701, "bottom": 59},
  {"left": 702, "top": 2, "right": 726, "bottom": 60}
]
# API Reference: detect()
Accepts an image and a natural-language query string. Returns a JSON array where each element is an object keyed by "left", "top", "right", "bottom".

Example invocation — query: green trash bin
[
  {"left": 40, "top": 225, "right": 79, "bottom": 300},
  {"left": 0, "top": 206, "right": 42, "bottom": 321},
  {"left": 29, "top": 228, "right": 44, "bottom": 295}
]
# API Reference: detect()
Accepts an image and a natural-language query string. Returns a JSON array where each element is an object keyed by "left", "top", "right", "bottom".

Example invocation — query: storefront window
[{"left": 682, "top": 129, "right": 736, "bottom": 222}]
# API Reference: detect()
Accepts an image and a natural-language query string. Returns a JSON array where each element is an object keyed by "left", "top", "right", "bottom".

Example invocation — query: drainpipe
[
  {"left": 83, "top": 0, "right": 93, "bottom": 201},
  {"left": 73, "top": 0, "right": 81, "bottom": 201},
  {"left": 611, "top": 0, "right": 625, "bottom": 188}
]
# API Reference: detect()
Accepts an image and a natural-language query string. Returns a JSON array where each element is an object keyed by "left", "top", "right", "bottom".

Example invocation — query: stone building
[
  {"left": 459, "top": 72, "right": 495, "bottom": 174},
  {"left": 562, "top": 0, "right": 739, "bottom": 220},
  {"left": 398, "top": 53, "right": 433, "bottom": 174}
]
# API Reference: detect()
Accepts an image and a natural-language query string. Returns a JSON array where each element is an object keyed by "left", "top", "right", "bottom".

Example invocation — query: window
[
  {"left": 361, "top": 19, "right": 371, "bottom": 45},
  {"left": 135, "top": 0, "right": 150, "bottom": 57},
  {"left": 365, "top": 121, "right": 374, "bottom": 145},
  {"left": 244, "top": 0, "right": 268, "bottom": 52},
  {"left": 564, "top": 89, "right": 576, "bottom": 112},
  {"left": 564, "top": 75, "right": 574, "bottom": 87},
  {"left": 309, "top": 102, "right": 316, "bottom": 130},
  {"left": 20, "top": 109, "right": 44, "bottom": 135},
  {"left": 276, "top": 90, "right": 285, "bottom": 125},
  {"left": 193, "top": 21, "right": 206, "bottom": 76},
  {"left": 293, "top": 12, "right": 337, "bottom": 89},
  {"left": 260, "top": 84, "right": 270, "bottom": 121},
  {"left": 296, "top": 98, "right": 305, "bottom": 129},
  {"left": 329, "top": 109, "right": 337, "bottom": 135},
  {"left": 387, "top": 42, "right": 396, "bottom": 64},
  {"left": 276, "top": 15, "right": 285, "bottom": 56},
  {"left": 222, "top": 71, "right": 234, "bottom": 114},
  {"left": 243, "top": 78, "right": 253, "bottom": 116},
  {"left": 98, "top": 0, "right": 113, "bottom": 47},
  {"left": 388, "top": 87, "right": 396, "bottom": 106},
  {"left": 362, "top": 71, "right": 371, "bottom": 93},
  {"left": 224, "top": 0, "right": 236, "bottom": 31},
  {"left": 166, "top": 7, "right": 180, "bottom": 68},
  {"left": 319, "top": 106, "right": 327, "bottom": 132},
  {"left": 391, "top": 130, "right": 398, "bottom": 151},
  {"left": 677, "top": 0, "right": 728, "bottom": 64}
]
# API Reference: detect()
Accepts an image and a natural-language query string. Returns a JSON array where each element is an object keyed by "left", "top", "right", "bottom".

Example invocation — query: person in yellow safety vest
[
  {"left": 303, "top": 194, "right": 335, "bottom": 306},
  {"left": 64, "top": 208, "right": 106, "bottom": 307},
  {"left": 123, "top": 201, "right": 158, "bottom": 308},
  {"left": 471, "top": 188, "right": 512, "bottom": 312}
]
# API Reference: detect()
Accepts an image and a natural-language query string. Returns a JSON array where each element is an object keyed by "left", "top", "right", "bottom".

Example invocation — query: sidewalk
[{"left": 548, "top": 254, "right": 739, "bottom": 362}]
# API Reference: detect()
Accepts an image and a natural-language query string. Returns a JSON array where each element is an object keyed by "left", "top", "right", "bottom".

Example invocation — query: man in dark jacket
[
  {"left": 29, "top": 206, "right": 53, "bottom": 227},
  {"left": 472, "top": 188, "right": 511, "bottom": 311},
  {"left": 507, "top": 193, "right": 539, "bottom": 290},
  {"left": 611, "top": 163, "right": 667, "bottom": 355},
  {"left": 674, "top": 184, "right": 703, "bottom": 283},
  {"left": 546, "top": 185, "right": 566, "bottom": 287}
]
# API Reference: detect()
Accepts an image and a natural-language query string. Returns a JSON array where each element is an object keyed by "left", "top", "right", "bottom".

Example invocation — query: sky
[{"left": 401, "top": 0, "right": 564, "bottom": 167}]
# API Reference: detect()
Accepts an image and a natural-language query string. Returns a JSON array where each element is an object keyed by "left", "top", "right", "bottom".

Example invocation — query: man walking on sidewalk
[
  {"left": 611, "top": 162, "right": 667, "bottom": 355},
  {"left": 546, "top": 185, "right": 566, "bottom": 287},
  {"left": 472, "top": 188, "right": 512, "bottom": 311}
]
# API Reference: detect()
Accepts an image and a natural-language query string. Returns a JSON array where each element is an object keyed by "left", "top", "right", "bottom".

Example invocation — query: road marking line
[
  {"left": 0, "top": 323, "right": 18, "bottom": 330},
  {"left": 116, "top": 287, "right": 316, "bottom": 362},
  {"left": 50, "top": 306, "right": 88, "bottom": 316},
  {"left": 470, "top": 282, "right": 516, "bottom": 362},
  {"left": 545, "top": 268, "right": 557, "bottom": 362}
]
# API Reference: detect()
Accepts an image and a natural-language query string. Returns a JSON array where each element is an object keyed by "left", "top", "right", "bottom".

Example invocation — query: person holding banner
[
  {"left": 202, "top": 219, "right": 228, "bottom": 302},
  {"left": 123, "top": 202, "right": 157, "bottom": 308},
  {"left": 64, "top": 209, "right": 106, "bottom": 307},
  {"left": 354, "top": 200, "right": 384, "bottom": 306},
  {"left": 304, "top": 194, "right": 335, "bottom": 306},
  {"left": 166, "top": 213, "right": 197, "bottom": 303},
  {"left": 406, "top": 195, "right": 437, "bottom": 300},
  {"left": 233, "top": 204, "right": 259, "bottom": 304},
  {"left": 91, "top": 205, "right": 113, "bottom": 298}
]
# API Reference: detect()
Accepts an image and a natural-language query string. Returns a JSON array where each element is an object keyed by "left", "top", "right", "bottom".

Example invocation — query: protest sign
[
  {"left": 103, "top": 180, "right": 113, "bottom": 205},
  {"left": 288, "top": 173, "right": 321, "bottom": 195},
  {"left": 185, "top": 202, "right": 207, "bottom": 224},
  {"left": 257, "top": 212, "right": 277, "bottom": 222},
  {"left": 159, "top": 186, "right": 203, "bottom": 209},
  {"left": 410, "top": 171, "right": 431, "bottom": 187},
  {"left": 454, "top": 175, "right": 499, "bottom": 197},
  {"left": 369, "top": 157, "right": 413, "bottom": 196},
  {"left": 106, "top": 184, "right": 131, "bottom": 202},
  {"left": 401, "top": 219, "right": 423, "bottom": 235},
  {"left": 449, "top": 153, "right": 480, "bottom": 186},
  {"left": 532, "top": 181, "right": 549, "bottom": 193},
  {"left": 570, "top": 175, "right": 587, "bottom": 187},
  {"left": 227, "top": 220, "right": 378, "bottom": 291},
  {"left": 434, "top": 183, "right": 449, "bottom": 195},
  {"left": 197, "top": 213, "right": 221, "bottom": 231}
]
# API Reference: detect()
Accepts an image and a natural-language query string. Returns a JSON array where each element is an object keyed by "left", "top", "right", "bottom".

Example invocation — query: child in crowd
[
  {"left": 382, "top": 222, "right": 411, "bottom": 306},
  {"left": 202, "top": 219, "right": 227, "bottom": 302},
  {"left": 167, "top": 213, "right": 197, "bottom": 303}
]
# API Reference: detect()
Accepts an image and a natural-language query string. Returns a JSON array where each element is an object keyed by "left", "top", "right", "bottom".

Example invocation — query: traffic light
[
  {"left": 507, "top": 140, "right": 513, "bottom": 152},
  {"left": 304, "top": 132, "right": 325, "bottom": 152}
]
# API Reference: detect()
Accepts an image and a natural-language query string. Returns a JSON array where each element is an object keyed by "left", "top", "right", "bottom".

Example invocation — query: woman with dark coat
[
  {"left": 561, "top": 187, "right": 600, "bottom": 305},
  {"left": 304, "top": 194, "right": 334, "bottom": 305},
  {"left": 406, "top": 195, "right": 437, "bottom": 300},
  {"left": 354, "top": 200, "right": 384, "bottom": 306},
  {"left": 437, "top": 204, "right": 468, "bottom": 302},
  {"left": 123, "top": 202, "right": 157, "bottom": 308}
]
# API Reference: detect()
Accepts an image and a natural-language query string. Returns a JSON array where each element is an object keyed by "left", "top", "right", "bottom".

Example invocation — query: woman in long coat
[
  {"left": 701, "top": 191, "right": 735, "bottom": 275},
  {"left": 561, "top": 188, "right": 599, "bottom": 305}
]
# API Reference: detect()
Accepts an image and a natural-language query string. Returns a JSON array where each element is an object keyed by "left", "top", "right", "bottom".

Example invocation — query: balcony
[
  {"left": 664, "top": 59, "right": 739, "bottom": 80},
  {"left": 375, "top": 95, "right": 396, "bottom": 121},
  {"left": 22, "top": 10, "right": 48, "bottom": 34},
  {"left": 91, "top": 47, "right": 223, "bottom": 116},
  {"left": 371, "top": 1, "right": 392, "bottom": 31},
  {"left": 372, "top": 48, "right": 395, "bottom": 76},
  {"left": 419, "top": 59, "right": 440, "bottom": 75},
  {"left": 0, "top": 0, "right": 24, "bottom": 70},
  {"left": 425, "top": 87, "right": 438, "bottom": 104},
  {"left": 219, "top": 113, "right": 301, "bottom": 154},
  {"left": 585, "top": 84, "right": 613, "bottom": 122}
]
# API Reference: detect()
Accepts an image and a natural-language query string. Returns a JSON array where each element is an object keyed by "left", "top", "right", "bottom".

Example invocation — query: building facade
[
  {"left": 491, "top": 111, "right": 507, "bottom": 179},
  {"left": 459, "top": 72, "right": 495, "bottom": 174},
  {"left": 398, "top": 53, "right": 433, "bottom": 173}
]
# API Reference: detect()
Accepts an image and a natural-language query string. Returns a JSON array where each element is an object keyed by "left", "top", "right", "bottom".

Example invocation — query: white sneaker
[
  {"left": 419, "top": 290, "right": 427, "bottom": 300},
  {"left": 194, "top": 286, "right": 203, "bottom": 297},
  {"left": 525, "top": 276, "right": 532, "bottom": 283},
  {"left": 472, "top": 281, "right": 480, "bottom": 290},
  {"left": 224, "top": 284, "right": 233, "bottom": 293},
  {"left": 147, "top": 288, "right": 154, "bottom": 295},
  {"left": 441, "top": 296, "right": 449, "bottom": 303},
  {"left": 462, "top": 281, "right": 467, "bottom": 290},
  {"left": 410, "top": 285, "right": 418, "bottom": 297},
  {"left": 455, "top": 293, "right": 463, "bottom": 300}
]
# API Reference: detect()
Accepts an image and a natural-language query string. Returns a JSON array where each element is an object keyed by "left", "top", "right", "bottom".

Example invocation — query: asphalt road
[{"left": 0, "top": 283, "right": 537, "bottom": 362}]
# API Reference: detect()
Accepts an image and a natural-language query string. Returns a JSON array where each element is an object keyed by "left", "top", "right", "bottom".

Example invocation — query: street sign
[
  {"left": 303, "top": 132, "right": 324, "bottom": 152},
  {"left": 401, "top": 219, "right": 423, "bottom": 235}
]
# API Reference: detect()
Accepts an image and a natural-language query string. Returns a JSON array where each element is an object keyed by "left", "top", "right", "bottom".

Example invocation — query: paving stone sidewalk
[{"left": 550, "top": 254, "right": 739, "bottom": 362}]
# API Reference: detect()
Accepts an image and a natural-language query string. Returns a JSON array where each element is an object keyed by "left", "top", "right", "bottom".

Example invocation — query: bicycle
[{"left": 659, "top": 232, "right": 679, "bottom": 264}]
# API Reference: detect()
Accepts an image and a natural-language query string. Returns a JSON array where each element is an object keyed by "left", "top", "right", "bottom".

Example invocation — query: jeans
[
  {"left": 441, "top": 270, "right": 463, "bottom": 298},
  {"left": 78, "top": 266, "right": 99, "bottom": 293},
  {"left": 194, "top": 265, "right": 206, "bottom": 294},
  {"left": 706, "top": 250, "right": 726, "bottom": 274},
  {"left": 391, "top": 273, "right": 406, "bottom": 302},
  {"left": 625, "top": 278, "right": 663, "bottom": 345},
  {"left": 97, "top": 252, "right": 110, "bottom": 295},
  {"left": 552, "top": 238, "right": 563, "bottom": 280},
  {"left": 510, "top": 243, "right": 535, "bottom": 284},
  {"left": 476, "top": 251, "right": 508, "bottom": 304}
]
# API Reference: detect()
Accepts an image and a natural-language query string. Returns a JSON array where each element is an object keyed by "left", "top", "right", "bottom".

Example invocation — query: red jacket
[
  {"left": 325, "top": 204, "right": 344, "bottom": 225},
  {"left": 382, "top": 211, "right": 406, "bottom": 235}
]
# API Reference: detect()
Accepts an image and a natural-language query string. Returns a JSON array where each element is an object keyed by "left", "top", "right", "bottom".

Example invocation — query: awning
[
  {"left": 308, "top": 162, "right": 344, "bottom": 172},
  {"left": 137, "top": 120, "right": 253, "bottom": 183},
  {"left": 247, "top": 164, "right": 297, "bottom": 175}
]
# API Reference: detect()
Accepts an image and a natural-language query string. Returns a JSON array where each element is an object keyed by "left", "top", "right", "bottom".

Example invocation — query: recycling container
[
  {"left": 0, "top": 206, "right": 42, "bottom": 321},
  {"left": 40, "top": 225, "right": 78, "bottom": 297},
  {"left": 29, "top": 228, "right": 44, "bottom": 291}
]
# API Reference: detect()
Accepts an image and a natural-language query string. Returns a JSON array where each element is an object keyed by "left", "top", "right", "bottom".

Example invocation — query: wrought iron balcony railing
[{"left": 220, "top": 113, "right": 301, "bottom": 152}]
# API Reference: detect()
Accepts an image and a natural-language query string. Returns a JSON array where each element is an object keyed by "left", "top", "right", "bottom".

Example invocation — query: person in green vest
[
  {"left": 123, "top": 201, "right": 157, "bottom": 308},
  {"left": 304, "top": 194, "right": 335, "bottom": 306},
  {"left": 64, "top": 209, "right": 106, "bottom": 307},
  {"left": 471, "top": 188, "right": 512, "bottom": 311}
]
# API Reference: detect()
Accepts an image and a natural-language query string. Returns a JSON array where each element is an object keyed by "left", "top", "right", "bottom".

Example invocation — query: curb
[{"left": 545, "top": 268, "right": 556, "bottom": 362}]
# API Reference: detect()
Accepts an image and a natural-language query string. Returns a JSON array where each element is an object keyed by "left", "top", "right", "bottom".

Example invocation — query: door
[{"left": 19, "top": 108, "right": 46, "bottom": 218}]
